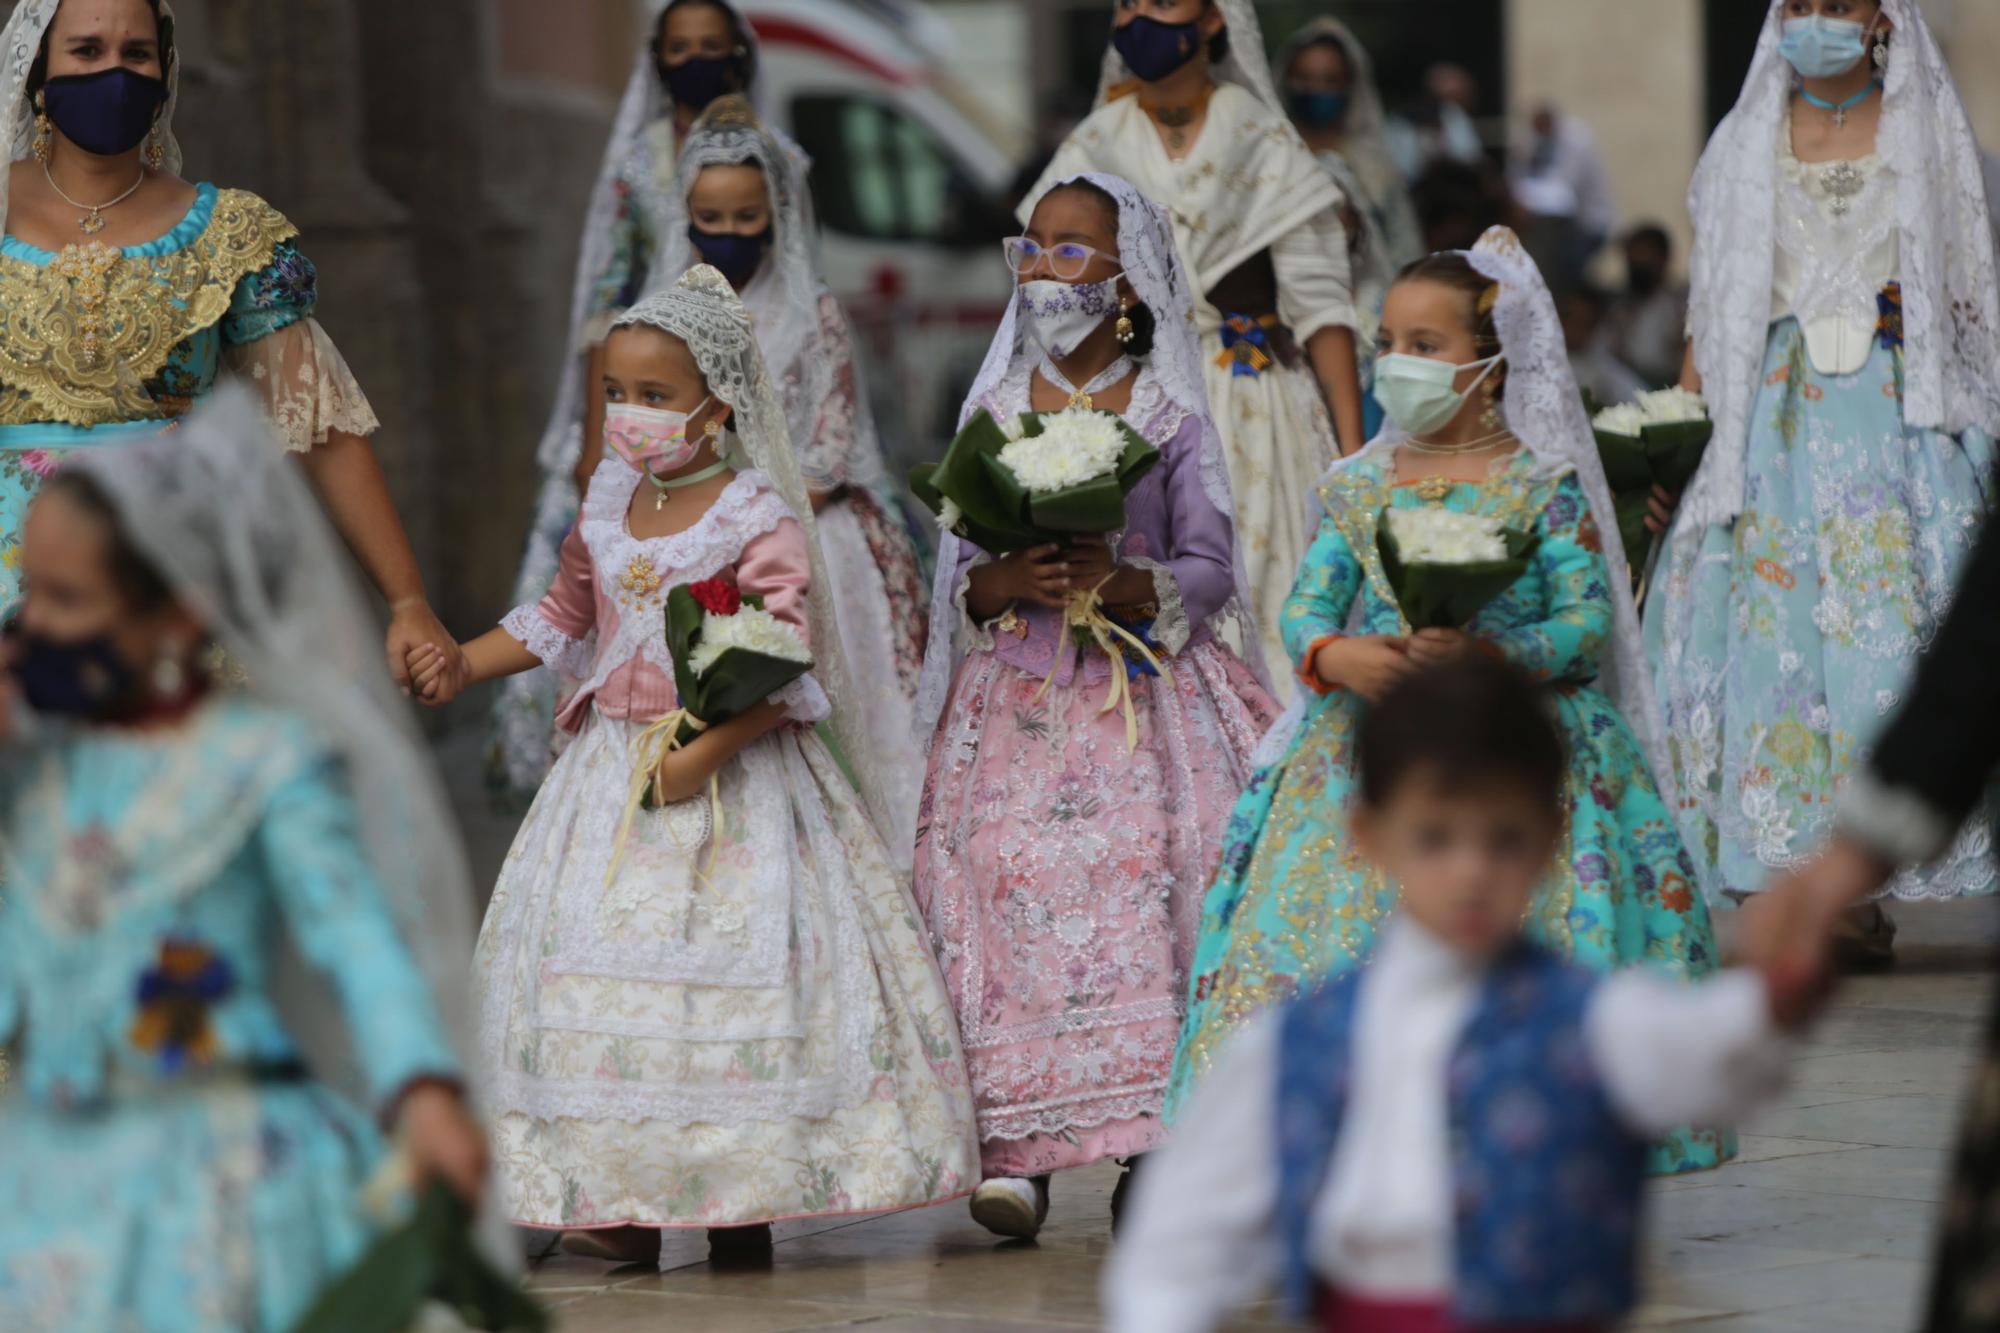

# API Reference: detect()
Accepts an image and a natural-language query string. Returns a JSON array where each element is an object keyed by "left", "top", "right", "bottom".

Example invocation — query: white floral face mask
[
  {"left": 1018, "top": 276, "right": 1125, "bottom": 360},
  {"left": 603, "top": 397, "right": 711, "bottom": 472}
]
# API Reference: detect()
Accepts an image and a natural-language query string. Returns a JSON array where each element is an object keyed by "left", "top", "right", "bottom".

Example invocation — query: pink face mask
[{"left": 603, "top": 397, "right": 712, "bottom": 472}]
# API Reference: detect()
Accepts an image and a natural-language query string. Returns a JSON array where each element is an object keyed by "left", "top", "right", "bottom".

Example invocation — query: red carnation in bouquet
[{"left": 688, "top": 576, "right": 742, "bottom": 617}]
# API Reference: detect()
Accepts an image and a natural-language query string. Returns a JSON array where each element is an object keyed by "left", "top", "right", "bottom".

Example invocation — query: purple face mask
[{"left": 1017, "top": 276, "right": 1124, "bottom": 360}]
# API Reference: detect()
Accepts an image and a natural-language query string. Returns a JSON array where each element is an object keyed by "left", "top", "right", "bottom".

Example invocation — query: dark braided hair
[
  {"left": 1392, "top": 251, "right": 1506, "bottom": 400},
  {"left": 1046, "top": 180, "right": 1158, "bottom": 360}
]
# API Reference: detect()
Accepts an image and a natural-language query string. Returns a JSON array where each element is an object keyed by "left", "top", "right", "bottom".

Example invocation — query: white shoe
[{"left": 969, "top": 1176, "right": 1048, "bottom": 1240}]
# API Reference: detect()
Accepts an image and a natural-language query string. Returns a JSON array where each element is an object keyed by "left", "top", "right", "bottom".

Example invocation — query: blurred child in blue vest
[{"left": 1107, "top": 656, "right": 1814, "bottom": 1333}]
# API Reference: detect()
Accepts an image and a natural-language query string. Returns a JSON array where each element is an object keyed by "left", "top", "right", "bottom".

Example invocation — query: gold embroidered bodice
[{"left": 0, "top": 188, "right": 297, "bottom": 428}]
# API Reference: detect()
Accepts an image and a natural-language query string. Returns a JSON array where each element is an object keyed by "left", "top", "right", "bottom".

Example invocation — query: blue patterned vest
[{"left": 1273, "top": 942, "right": 1646, "bottom": 1324}]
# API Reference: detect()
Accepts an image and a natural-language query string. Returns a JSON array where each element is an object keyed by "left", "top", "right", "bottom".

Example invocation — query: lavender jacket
[{"left": 951, "top": 371, "right": 1239, "bottom": 687}]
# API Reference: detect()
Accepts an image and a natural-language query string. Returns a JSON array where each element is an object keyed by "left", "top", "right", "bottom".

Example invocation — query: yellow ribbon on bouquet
[
  {"left": 605, "top": 708, "right": 720, "bottom": 886},
  {"left": 1031, "top": 577, "right": 1173, "bottom": 754}
]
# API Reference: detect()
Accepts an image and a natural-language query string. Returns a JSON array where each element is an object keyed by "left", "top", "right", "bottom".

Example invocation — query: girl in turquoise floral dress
[
  {"left": 1168, "top": 229, "right": 1729, "bottom": 1175},
  {"left": 0, "top": 390, "right": 490, "bottom": 1332}
]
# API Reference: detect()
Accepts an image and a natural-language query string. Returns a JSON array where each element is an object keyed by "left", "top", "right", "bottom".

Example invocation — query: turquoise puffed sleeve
[
  {"left": 1483, "top": 472, "right": 1613, "bottom": 685},
  {"left": 1279, "top": 514, "right": 1363, "bottom": 675},
  {"left": 221, "top": 240, "right": 319, "bottom": 346},
  {"left": 257, "top": 752, "right": 459, "bottom": 1109}
]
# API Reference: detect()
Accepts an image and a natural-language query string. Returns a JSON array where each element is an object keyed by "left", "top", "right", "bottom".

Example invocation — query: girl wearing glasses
[
  {"left": 911, "top": 173, "right": 1278, "bottom": 1241},
  {"left": 1024, "top": 0, "right": 1365, "bottom": 695}
]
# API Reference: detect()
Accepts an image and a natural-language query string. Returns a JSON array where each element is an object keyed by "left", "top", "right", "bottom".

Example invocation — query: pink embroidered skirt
[{"left": 913, "top": 641, "right": 1277, "bottom": 1176}]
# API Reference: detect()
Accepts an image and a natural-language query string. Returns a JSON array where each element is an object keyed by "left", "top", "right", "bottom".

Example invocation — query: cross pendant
[{"left": 655, "top": 490, "right": 667, "bottom": 511}]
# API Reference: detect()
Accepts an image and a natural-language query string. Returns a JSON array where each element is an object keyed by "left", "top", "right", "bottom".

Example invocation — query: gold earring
[
  {"left": 704, "top": 419, "right": 723, "bottom": 439},
  {"left": 144, "top": 124, "right": 165, "bottom": 170},
  {"left": 1479, "top": 387, "right": 1503, "bottom": 432},
  {"left": 31, "top": 92, "right": 50, "bottom": 164},
  {"left": 1115, "top": 298, "right": 1135, "bottom": 347}
]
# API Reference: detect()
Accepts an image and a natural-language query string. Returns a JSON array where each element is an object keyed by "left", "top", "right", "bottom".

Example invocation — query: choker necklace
[
  {"left": 43, "top": 160, "right": 147, "bottom": 236},
  {"left": 1040, "top": 355, "right": 1134, "bottom": 412},
  {"left": 1798, "top": 78, "right": 1881, "bottom": 130},
  {"left": 1401, "top": 429, "right": 1514, "bottom": 457},
  {"left": 643, "top": 458, "right": 729, "bottom": 511},
  {"left": 1140, "top": 82, "right": 1214, "bottom": 155}
]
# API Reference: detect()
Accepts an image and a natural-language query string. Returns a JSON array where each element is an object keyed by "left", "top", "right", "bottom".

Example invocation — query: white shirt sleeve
[
  {"left": 1586, "top": 968, "right": 1791, "bottom": 1137},
  {"left": 1102, "top": 1015, "right": 1284, "bottom": 1333},
  {"left": 1274, "top": 207, "right": 1358, "bottom": 343}
]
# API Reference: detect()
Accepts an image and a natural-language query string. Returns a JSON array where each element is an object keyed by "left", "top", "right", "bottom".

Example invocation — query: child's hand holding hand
[{"left": 406, "top": 642, "right": 467, "bottom": 707}]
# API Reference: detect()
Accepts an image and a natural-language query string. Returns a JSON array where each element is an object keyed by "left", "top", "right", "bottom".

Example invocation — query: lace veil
[
  {"left": 1681, "top": 0, "right": 2000, "bottom": 529},
  {"left": 1262, "top": 227, "right": 1676, "bottom": 805},
  {"left": 1090, "top": 0, "right": 1281, "bottom": 114},
  {"left": 1, "top": 0, "right": 185, "bottom": 238},
  {"left": 532, "top": 1, "right": 766, "bottom": 474},
  {"left": 1270, "top": 17, "right": 1403, "bottom": 238},
  {"left": 614, "top": 266, "right": 902, "bottom": 845},
  {"left": 67, "top": 385, "right": 479, "bottom": 1094},
  {"left": 650, "top": 98, "right": 882, "bottom": 494},
  {"left": 914, "top": 170, "right": 1270, "bottom": 742}
]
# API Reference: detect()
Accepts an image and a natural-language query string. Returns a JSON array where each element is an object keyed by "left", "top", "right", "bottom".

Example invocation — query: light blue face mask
[
  {"left": 1779, "top": 15, "right": 1871, "bottom": 81},
  {"left": 1375, "top": 352, "right": 1504, "bottom": 437}
]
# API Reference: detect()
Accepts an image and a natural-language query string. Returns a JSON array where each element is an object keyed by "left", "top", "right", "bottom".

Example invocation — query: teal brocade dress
[
  {"left": 1166, "top": 450, "right": 1731, "bottom": 1174},
  {"left": 0, "top": 182, "right": 335, "bottom": 606},
  {"left": 0, "top": 702, "right": 460, "bottom": 1332}
]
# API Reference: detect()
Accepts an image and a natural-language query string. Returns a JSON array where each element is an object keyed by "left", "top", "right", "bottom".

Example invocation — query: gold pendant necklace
[{"left": 42, "top": 161, "right": 146, "bottom": 236}]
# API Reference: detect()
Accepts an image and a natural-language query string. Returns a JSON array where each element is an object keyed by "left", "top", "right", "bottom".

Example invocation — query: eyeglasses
[{"left": 1002, "top": 236, "right": 1116, "bottom": 281}]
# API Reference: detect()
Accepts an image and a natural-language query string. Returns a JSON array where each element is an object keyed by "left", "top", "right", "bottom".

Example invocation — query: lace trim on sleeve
[
  {"left": 223, "top": 316, "right": 379, "bottom": 453},
  {"left": 954, "top": 553, "right": 997, "bottom": 653},
  {"left": 1124, "top": 555, "right": 1190, "bottom": 655},
  {"left": 772, "top": 673, "right": 831, "bottom": 725},
  {"left": 501, "top": 604, "right": 591, "bottom": 679}
]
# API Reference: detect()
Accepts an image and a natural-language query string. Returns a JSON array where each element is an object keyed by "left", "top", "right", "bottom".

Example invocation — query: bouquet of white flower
[
  {"left": 908, "top": 405, "right": 1159, "bottom": 555},
  {"left": 1592, "top": 387, "right": 1713, "bottom": 569},
  {"left": 1377, "top": 506, "right": 1539, "bottom": 632}
]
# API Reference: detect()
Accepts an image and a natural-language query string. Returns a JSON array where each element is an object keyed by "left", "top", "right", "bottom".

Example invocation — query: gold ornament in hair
[
  {"left": 1476, "top": 284, "right": 1500, "bottom": 317},
  {"left": 696, "top": 94, "right": 761, "bottom": 132}
]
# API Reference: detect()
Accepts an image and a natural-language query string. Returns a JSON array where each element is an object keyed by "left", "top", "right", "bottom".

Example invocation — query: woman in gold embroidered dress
[{"left": 0, "top": 0, "right": 463, "bottom": 695}]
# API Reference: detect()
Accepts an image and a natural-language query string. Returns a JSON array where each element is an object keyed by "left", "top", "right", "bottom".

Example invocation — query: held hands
[
  {"left": 396, "top": 1082, "right": 489, "bottom": 1209},
  {"left": 387, "top": 600, "right": 468, "bottom": 704},
  {"left": 1314, "top": 634, "right": 1414, "bottom": 702},
  {"left": 1737, "top": 835, "right": 1894, "bottom": 1029},
  {"left": 405, "top": 642, "right": 467, "bottom": 709}
]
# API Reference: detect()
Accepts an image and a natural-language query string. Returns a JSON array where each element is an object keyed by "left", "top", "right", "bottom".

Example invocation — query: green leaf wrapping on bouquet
[
  {"left": 1612, "top": 490, "right": 1656, "bottom": 576},
  {"left": 646, "top": 585, "right": 813, "bottom": 805},
  {"left": 289, "top": 1182, "right": 549, "bottom": 1333},
  {"left": 907, "top": 409, "right": 1046, "bottom": 554},
  {"left": 1011, "top": 411, "right": 1162, "bottom": 535},
  {"left": 1592, "top": 428, "right": 1655, "bottom": 495},
  {"left": 1642, "top": 418, "right": 1712, "bottom": 495},
  {"left": 907, "top": 408, "right": 1161, "bottom": 550},
  {"left": 1377, "top": 516, "right": 1540, "bottom": 632}
]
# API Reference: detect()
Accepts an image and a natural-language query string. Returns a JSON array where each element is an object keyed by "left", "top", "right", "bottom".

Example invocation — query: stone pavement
[{"left": 436, "top": 726, "right": 1992, "bottom": 1331}]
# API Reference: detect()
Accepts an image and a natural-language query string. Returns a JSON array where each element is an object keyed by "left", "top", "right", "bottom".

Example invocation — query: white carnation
[
  {"left": 1592, "top": 402, "right": 1646, "bottom": 436},
  {"left": 998, "top": 408, "right": 1127, "bottom": 496},
  {"left": 688, "top": 604, "right": 813, "bottom": 677},
  {"left": 1635, "top": 386, "right": 1708, "bottom": 425},
  {"left": 938, "top": 497, "right": 964, "bottom": 533},
  {"left": 1385, "top": 506, "right": 1508, "bottom": 564}
]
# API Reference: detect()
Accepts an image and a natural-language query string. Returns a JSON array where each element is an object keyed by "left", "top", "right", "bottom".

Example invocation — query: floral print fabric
[
  {"left": 1645, "top": 320, "right": 1996, "bottom": 901},
  {"left": 1168, "top": 452, "right": 1727, "bottom": 1174}
]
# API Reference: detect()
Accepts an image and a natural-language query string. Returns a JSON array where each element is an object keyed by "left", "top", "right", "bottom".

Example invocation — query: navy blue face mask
[
  {"left": 6, "top": 627, "right": 136, "bottom": 719},
  {"left": 40, "top": 67, "right": 166, "bottom": 158},
  {"left": 660, "top": 55, "right": 740, "bottom": 112},
  {"left": 1111, "top": 16, "right": 1203, "bottom": 84},
  {"left": 689, "top": 226, "right": 771, "bottom": 291},
  {"left": 1287, "top": 88, "right": 1350, "bottom": 130}
]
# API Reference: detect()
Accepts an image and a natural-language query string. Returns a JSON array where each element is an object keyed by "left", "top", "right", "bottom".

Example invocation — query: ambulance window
[{"left": 792, "top": 94, "right": 994, "bottom": 245}]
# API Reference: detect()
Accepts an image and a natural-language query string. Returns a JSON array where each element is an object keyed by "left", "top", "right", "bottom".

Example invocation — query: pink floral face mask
[{"left": 604, "top": 397, "right": 712, "bottom": 472}]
